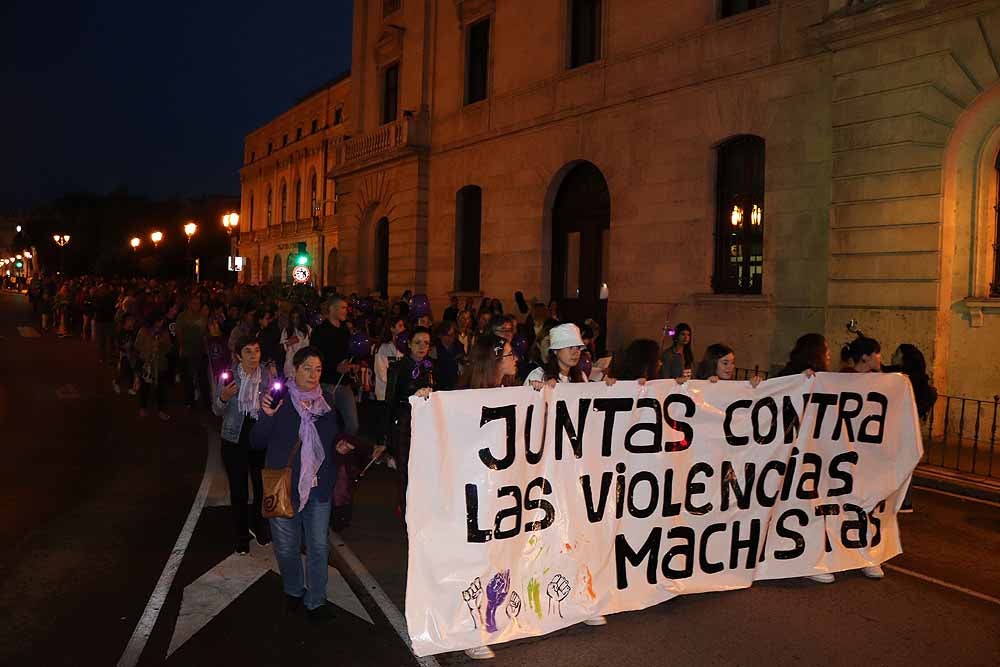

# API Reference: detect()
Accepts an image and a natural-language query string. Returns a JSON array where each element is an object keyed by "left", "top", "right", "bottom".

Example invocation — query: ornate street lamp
[
  {"left": 130, "top": 237, "right": 141, "bottom": 251},
  {"left": 150, "top": 231, "right": 163, "bottom": 246}
]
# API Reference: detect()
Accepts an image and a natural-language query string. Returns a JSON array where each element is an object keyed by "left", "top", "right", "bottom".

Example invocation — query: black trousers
[
  {"left": 222, "top": 418, "right": 265, "bottom": 542},
  {"left": 139, "top": 379, "right": 168, "bottom": 410}
]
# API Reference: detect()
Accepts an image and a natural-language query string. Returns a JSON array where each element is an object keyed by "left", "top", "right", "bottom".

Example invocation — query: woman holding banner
[
  {"left": 695, "top": 343, "right": 762, "bottom": 387},
  {"left": 524, "top": 323, "right": 589, "bottom": 388},
  {"left": 384, "top": 326, "right": 435, "bottom": 519},
  {"left": 776, "top": 333, "right": 884, "bottom": 583},
  {"left": 523, "top": 323, "right": 609, "bottom": 630}
]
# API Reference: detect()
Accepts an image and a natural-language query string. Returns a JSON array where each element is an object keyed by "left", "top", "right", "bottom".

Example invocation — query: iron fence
[{"left": 923, "top": 394, "right": 1000, "bottom": 479}]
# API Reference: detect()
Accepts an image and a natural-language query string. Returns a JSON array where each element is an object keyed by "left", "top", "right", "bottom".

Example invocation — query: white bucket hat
[{"left": 548, "top": 323, "right": 585, "bottom": 350}]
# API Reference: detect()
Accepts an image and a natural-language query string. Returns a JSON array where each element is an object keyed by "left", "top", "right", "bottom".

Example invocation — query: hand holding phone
[{"left": 220, "top": 373, "right": 239, "bottom": 402}]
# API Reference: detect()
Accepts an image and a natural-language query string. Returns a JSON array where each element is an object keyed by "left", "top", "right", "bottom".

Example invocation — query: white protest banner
[{"left": 405, "top": 373, "right": 922, "bottom": 657}]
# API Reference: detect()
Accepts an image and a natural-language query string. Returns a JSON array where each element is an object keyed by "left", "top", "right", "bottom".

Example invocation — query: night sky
[{"left": 0, "top": 0, "right": 353, "bottom": 211}]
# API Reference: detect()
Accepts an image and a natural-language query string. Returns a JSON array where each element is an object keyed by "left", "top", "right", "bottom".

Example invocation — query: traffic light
[
  {"left": 296, "top": 241, "right": 309, "bottom": 266},
  {"left": 15, "top": 260, "right": 22, "bottom": 269}
]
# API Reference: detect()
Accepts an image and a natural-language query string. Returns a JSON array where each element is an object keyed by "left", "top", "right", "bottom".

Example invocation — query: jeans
[
  {"left": 269, "top": 497, "right": 331, "bottom": 610},
  {"left": 322, "top": 383, "right": 359, "bottom": 435},
  {"left": 221, "top": 437, "right": 265, "bottom": 542}
]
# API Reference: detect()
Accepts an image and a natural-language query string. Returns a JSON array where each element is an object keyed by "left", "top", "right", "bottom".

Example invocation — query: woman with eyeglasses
[{"left": 383, "top": 325, "right": 435, "bottom": 519}]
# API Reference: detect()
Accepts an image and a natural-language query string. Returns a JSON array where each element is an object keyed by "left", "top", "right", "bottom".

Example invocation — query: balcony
[{"left": 330, "top": 114, "right": 428, "bottom": 176}]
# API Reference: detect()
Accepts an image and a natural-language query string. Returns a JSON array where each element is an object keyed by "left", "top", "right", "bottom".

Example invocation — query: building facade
[
  {"left": 240, "top": 0, "right": 1000, "bottom": 401},
  {"left": 238, "top": 74, "right": 351, "bottom": 289}
]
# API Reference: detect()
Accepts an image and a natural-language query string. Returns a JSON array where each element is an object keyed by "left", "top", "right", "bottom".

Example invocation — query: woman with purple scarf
[{"left": 251, "top": 345, "right": 340, "bottom": 621}]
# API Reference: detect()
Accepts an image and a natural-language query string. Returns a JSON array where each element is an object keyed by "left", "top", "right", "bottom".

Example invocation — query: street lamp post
[
  {"left": 130, "top": 237, "right": 141, "bottom": 251},
  {"left": 222, "top": 212, "right": 240, "bottom": 283},
  {"left": 53, "top": 234, "right": 70, "bottom": 274},
  {"left": 184, "top": 222, "right": 197, "bottom": 282},
  {"left": 150, "top": 231, "right": 163, "bottom": 247}
]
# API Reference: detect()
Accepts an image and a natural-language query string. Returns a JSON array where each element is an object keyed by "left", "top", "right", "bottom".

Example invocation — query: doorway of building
[{"left": 551, "top": 161, "right": 610, "bottom": 329}]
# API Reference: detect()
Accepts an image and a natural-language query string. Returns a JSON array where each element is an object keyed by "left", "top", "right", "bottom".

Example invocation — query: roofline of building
[{"left": 245, "top": 70, "right": 351, "bottom": 140}]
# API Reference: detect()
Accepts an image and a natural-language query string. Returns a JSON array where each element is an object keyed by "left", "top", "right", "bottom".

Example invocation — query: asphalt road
[{"left": 0, "top": 289, "right": 998, "bottom": 667}]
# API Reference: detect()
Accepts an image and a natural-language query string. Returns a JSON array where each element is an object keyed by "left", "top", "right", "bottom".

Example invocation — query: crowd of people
[{"left": 23, "top": 272, "right": 936, "bottom": 659}]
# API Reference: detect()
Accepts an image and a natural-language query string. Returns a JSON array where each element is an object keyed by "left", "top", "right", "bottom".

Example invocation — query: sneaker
[
  {"left": 807, "top": 573, "right": 835, "bottom": 584},
  {"left": 285, "top": 594, "right": 303, "bottom": 614},
  {"left": 252, "top": 523, "right": 271, "bottom": 546},
  {"left": 862, "top": 565, "right": 884, "bottom": 579},
  {"left": 112, "top": 381, "right": 121, "bottom": 395},
  {"left": 583, "top": 615, "right": 607, "bottom": 626},
  {"left": 464, "top": 646, "right": 495, "bottom": 660},
  {"left": 127, "top": 388, "right": 137, "bottom": 396},
  {"left": 235, "top": 538, "right": 250, "bottom": 555},
  {"left": 307, "top": 603, "right": 337, "bottom": 623}
]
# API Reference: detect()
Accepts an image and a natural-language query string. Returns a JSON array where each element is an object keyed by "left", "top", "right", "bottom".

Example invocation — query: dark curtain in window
[
  {"left": 570, "top": 0, "right": 601, "bottom": 69},
  {"left": 455, "top": 186, "right": 482, "bottom": 292},
  {"left": 720, "top": 0, "right": 769, "bottom": 19},
  {"left": 466, "top": 19, "right": 490, "bottom": 104},
  {"left": 714, "top": 135, "right": 765, "bottom": 294},
  {"left": 383, "top": 63, "right": 400, "bottom": 125},
  {"left": 375, "top": 218, "right": 390, "bottom": 298}
]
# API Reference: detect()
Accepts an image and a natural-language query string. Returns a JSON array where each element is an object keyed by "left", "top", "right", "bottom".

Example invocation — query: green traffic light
[
  {"left": 15, "top": 261, "right": 23, "bottom": 268},
  {"left": 297, "top": 255, "right": 308, "bottom": 266}
]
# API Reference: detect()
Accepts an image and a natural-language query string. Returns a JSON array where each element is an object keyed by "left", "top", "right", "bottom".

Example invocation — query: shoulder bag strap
[{"left": 286, "top": 438, "right": 302, "bottom": 468}]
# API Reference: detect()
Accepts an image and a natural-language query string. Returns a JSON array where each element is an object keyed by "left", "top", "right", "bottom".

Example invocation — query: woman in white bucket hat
[
  {"left": 522, "top": 321, "right": 608, "bottom": 629},
  {"left": 524, "top": 323, "right": 587, "bottom": 388}
]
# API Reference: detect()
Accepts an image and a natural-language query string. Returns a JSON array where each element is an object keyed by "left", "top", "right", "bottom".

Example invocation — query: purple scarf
[{"left": 286, "top": 379, "right": 332, "bottom": 511}]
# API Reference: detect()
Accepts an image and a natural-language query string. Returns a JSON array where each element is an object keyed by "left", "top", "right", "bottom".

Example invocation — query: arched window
[
  {"left": 261, "top": 255, "right": 270, "bottom": 282},
  {"left": 294, "top": 179, "right": 302, "bottom": 221},
  {"left": 375, "top": 217, "right": 389, "bottom": 298},
  {"left": 310, "top": 172, "right": 318, "bottom": 217},
  {"left": 713, "top": 135, "right": 765, "bottom": 295},
  {"left": 280, "top": 182, "right": 287, "bottom": 223},
  {"left": 327, "top": 248, "right": 339, "bottom": 286},
  {"left": 454, "top": 186, "right": 482, "bottom": 292},
  {"left": 272, "top": 255, "right": 282, "bottom": 283},
  {"left": 248, "top": 194, "right": 254, "bottom": 232},
  {"left": 266, "top": 187, "right": 273, "bottom": 226}
]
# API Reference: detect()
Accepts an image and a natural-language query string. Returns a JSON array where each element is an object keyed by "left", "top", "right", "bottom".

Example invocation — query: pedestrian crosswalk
[{"left": 168, "top": 540, "right": 373, "bottom": 657}]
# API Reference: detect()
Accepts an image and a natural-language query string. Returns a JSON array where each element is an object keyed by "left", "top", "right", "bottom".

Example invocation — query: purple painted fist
[{"left": 484, "top": 569, "right": 511, "bottom": 632}]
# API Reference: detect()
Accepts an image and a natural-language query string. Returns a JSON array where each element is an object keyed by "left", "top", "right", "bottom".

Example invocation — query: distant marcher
[
  {"left": 660, "top": 323, "right": 694, "bottom": 380},
  {"left": 213, "top": 337, "right": 271, "bottom": 554}
]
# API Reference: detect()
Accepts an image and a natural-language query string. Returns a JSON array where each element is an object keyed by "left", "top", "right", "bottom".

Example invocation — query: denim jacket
[{"left": 212, "top": 365, "right": 272, "bottom": 443}]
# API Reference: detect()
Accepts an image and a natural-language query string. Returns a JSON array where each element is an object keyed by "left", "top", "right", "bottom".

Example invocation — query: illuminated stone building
[
  {"left": 240, "top": 0, "right": 1000, "bottom": 400},
  {"left": 238, "top": 74, "right": 351, "bottom": 288}
]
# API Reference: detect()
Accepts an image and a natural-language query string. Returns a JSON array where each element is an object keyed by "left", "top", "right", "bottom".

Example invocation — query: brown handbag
[{"left": 261, "top": 439, "right": 302, "bottom": 519}]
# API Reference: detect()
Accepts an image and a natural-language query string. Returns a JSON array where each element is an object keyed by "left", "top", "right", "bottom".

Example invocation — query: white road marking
[
  {"left": 914, "top": 484, "right": 1000, "bottom": 508},
  {"left": 167, "top": 542, "right": 373, "bottom": 656},
  {"left": 16, "top": 326, "right": 40, "bottom": 338},
  {"left": 884, "top": 564, "right": 1000, "bottom": 606},
  {"left": 116, "top": 429, "right": 220, "bottom": 667},
  {"left": 330, "top": 529, "right": 442, "bottom": 667}
]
